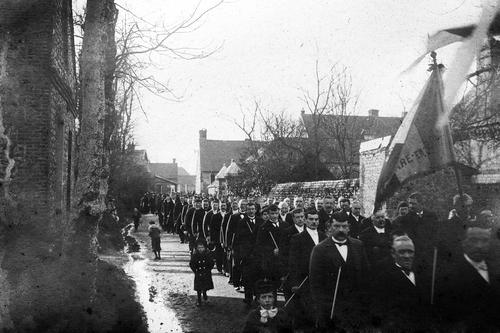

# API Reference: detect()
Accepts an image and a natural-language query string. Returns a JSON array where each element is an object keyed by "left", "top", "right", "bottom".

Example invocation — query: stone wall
[
  {"left": 358, "top": 136, "right": 499, "bottom": 220},
  {"left": 359, "top": 136, "right": 391, "bottom": 216},
  {"left": 269, "top": 179, "right": 360, "bottom": 202}
]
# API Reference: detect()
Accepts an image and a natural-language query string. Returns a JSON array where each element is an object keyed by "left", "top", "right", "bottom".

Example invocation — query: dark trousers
[
  {"left": 231, "top": 256, "right": 242, "bottom": 287},
  {"left": 223, "top": 248, "right": 231, "bottom": 275},
  {"left": 212, "top": 243, "right": 224, "bottom": 271}
]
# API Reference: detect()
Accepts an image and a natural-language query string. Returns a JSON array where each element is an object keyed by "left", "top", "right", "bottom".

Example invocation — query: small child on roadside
[
  {"left": 189, "top": 238, "right": 214, "bottom": 306},
  {"left": 242, "top": 279, "right": 292, "bottom": 333},
  {"left": 148, "top": 221, "right": 161, "bottom": 260},
  {"left": 132, "top": 207, "right": 142, "bottom": 231}
]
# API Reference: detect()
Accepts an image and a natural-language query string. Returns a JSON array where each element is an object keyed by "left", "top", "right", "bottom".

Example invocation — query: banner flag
[{"left": 375, "top": 66, "right": 454, "bottom": 208}]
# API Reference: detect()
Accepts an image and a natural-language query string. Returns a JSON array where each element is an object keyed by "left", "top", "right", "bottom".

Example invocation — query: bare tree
[
  {"left": 451, "top": 38, "right": 500, "bottom": 170},
  {"left": 319, "top": 65, "right": 360, "bottom": 178},
  {"left": 233, "top": 63, "right": 361, "bottom": 189}
]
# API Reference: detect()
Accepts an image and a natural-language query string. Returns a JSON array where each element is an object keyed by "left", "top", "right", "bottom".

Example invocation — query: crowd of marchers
[{"left": 137, "top": 191, "right": 500, "bottom": 333}]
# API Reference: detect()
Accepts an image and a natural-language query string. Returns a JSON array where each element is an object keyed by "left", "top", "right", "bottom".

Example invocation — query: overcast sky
[{"left": 113, "top": 0, "right": 482, "bottom": 174}]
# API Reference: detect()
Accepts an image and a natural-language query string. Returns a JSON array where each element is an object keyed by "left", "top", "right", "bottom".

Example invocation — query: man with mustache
[{"left": 309, "top": 217, "right": 369, "bottom": 332}]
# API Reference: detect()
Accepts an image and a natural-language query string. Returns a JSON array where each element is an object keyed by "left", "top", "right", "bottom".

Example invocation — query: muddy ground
[{"left": 121, "top": 214, "right": 262, "bottom": 333}]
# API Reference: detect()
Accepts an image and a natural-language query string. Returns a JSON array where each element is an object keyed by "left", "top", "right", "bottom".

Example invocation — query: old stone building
[{"left": 0, "top": 0, "right": 77, "bottom": 328}]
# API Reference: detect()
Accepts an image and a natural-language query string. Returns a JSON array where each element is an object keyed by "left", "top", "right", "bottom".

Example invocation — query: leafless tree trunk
[{"left": 63, "top": 0, "right": 116, "bottom": 329}]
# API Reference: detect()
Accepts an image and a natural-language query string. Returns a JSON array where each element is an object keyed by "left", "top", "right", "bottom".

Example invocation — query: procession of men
[{"left": 139, "top": 190, "right": 500, "bottom": 332}]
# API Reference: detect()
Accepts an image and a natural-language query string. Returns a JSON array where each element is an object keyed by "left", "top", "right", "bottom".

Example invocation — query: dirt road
[{"left": 125, "top": 214, "right": 252, "bottom": 333}]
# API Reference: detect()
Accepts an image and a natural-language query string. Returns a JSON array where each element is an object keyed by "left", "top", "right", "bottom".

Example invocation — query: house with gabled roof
[
  {"left": 300, "top": 109, "right": 402, "bottom": 178},
  {"left": 196, "top": 129, "right": 254, "bottom": 193},
  {"left": 178, "top": 166, "right": 196, "bottom": 194}
]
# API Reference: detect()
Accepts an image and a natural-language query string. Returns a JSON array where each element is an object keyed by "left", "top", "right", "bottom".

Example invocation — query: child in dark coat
[
  {"left": 148, "top": 221, "right": 162, "bottom": 260},
  {"left": 189, "top": 239, "right": 214, "bottom": 306},
  {"left": 242, "top": 279, "right": 293, "bottom": 333},
  {"left": 132, "top": 208, "right": 142, "bottom": 231}
]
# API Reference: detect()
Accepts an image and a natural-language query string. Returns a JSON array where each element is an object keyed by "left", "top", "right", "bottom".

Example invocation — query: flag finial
[{"left": 428, "top": 51, "right": 445, "bottom": 72}]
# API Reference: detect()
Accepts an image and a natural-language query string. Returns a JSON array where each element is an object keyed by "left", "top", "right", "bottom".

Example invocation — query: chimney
[
  {"left": 199, "top": 129, "right": 207, "bottom": 140},
  {"left": 368, "top": 109, "right": 379, "bottom": 117}
]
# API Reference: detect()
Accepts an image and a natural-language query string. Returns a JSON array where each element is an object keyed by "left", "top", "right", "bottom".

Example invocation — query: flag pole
[
  {"left": 430, "top": 51, "right": 465, "bottom": 306},
  {"left": 431, "top": 51, "right": 464, "bottom": 197}
]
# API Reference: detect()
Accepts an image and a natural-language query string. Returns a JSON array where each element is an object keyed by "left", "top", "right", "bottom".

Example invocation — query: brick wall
[
  {"left": 0, "top": 0, "right": 77, "bottom": 328},
  {"left": 0, "top": 0, "right": 76, "bottom": 226}
]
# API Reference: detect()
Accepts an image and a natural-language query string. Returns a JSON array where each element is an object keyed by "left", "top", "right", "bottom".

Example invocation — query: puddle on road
[{"left": 125, "top": 256, "right": 183, "bottom": 333}]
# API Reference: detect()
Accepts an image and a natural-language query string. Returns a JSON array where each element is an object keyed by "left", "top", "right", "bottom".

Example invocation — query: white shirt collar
[
  {"left": 464, "top": 254, "right": 489, "bottom": 284},
  {"left": 306, "top": 228, "right": 319, "bottom": 244},
  {"left": 294, "top": 224, "right": 304, "bottom": 232},
  {"left": 395, "top": 263, "right": 416, "bottom": 285},
  {"left": 331, "top": 237, "right": 347, "bottom": 244}
]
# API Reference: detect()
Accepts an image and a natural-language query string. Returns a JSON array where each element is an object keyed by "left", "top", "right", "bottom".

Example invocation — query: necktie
[
  {"left": 475, "top": 261, "right": 488, "bottom": 271},
  {"left": 400, "top": 267, "right": 412, "bottom": 276},
  {"left": 260, "top": 308, "right": 278, "bottom": 323}
]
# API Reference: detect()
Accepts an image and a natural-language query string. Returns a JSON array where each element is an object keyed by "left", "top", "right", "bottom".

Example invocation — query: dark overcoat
[
  {"left": 189, "top": 251, "right": 214, "bottom": 291},
  {"left": 309, "top": 236, "right": 369, "bottom": 330},
  {"left": 256, "top": 220, "right": 288, "bottom": 281}
]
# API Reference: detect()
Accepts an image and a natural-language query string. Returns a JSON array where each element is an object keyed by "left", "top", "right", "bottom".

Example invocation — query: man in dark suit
[
  {"left": 233, "top": 202, "right": 264, "bottom": 304},
  {"left": 309, "top": 216, "right": 369, "bottom": 332},
  {"left": 222, "top": 200, "right": 239, "bottom": 278},
  {"left": 317, "top": 196, "right": 335, "bottom": 233},
  {"left": 288, "top": 208, "right": 326, "bottom": 331},
  {"left": 437, "top": 223, "right": 500, "bottom": 331},
  {"left": 279, "top": 208, "right": 306, "bottom": 300},
  {"left": 359, "top": 209, "right": 392, "bottom": 266},
  {"left": 226, "top": 199, "right": 247, "bottom": 290},
  {"left": 177, "top": 196, "right": 189, "bottom": 243},
  {"left": 283, "top": 197, "right": 304, "bottom": 227},
  {"left": 392, "top": 192, "right": 439, "bottom": 276},
  {"left": 333, "top": 197, "right": 365, "bottom": 237},
  {"left": 371, "top": 235, "right": 432, "bottom": 331},
  {"left": 183, "top": 198, "right": 204, "bottom": 252},
  {"left": 347, "top": 201, "right": 366, "bottom": 238},
  {"left": 438, "top": 193, "right": 475, "bottom": 265},
  {"left": 209, "top": 201, "right": 226, "bottom": 273},
  {"left": 201, "top": 200, "right": 218, "bottom": 241},
  {"left": 280, "top": 208, "right": 306, "bottom": 269},
  {"left": 256, "top": 204, "right": 288, "bottom": 286}
]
